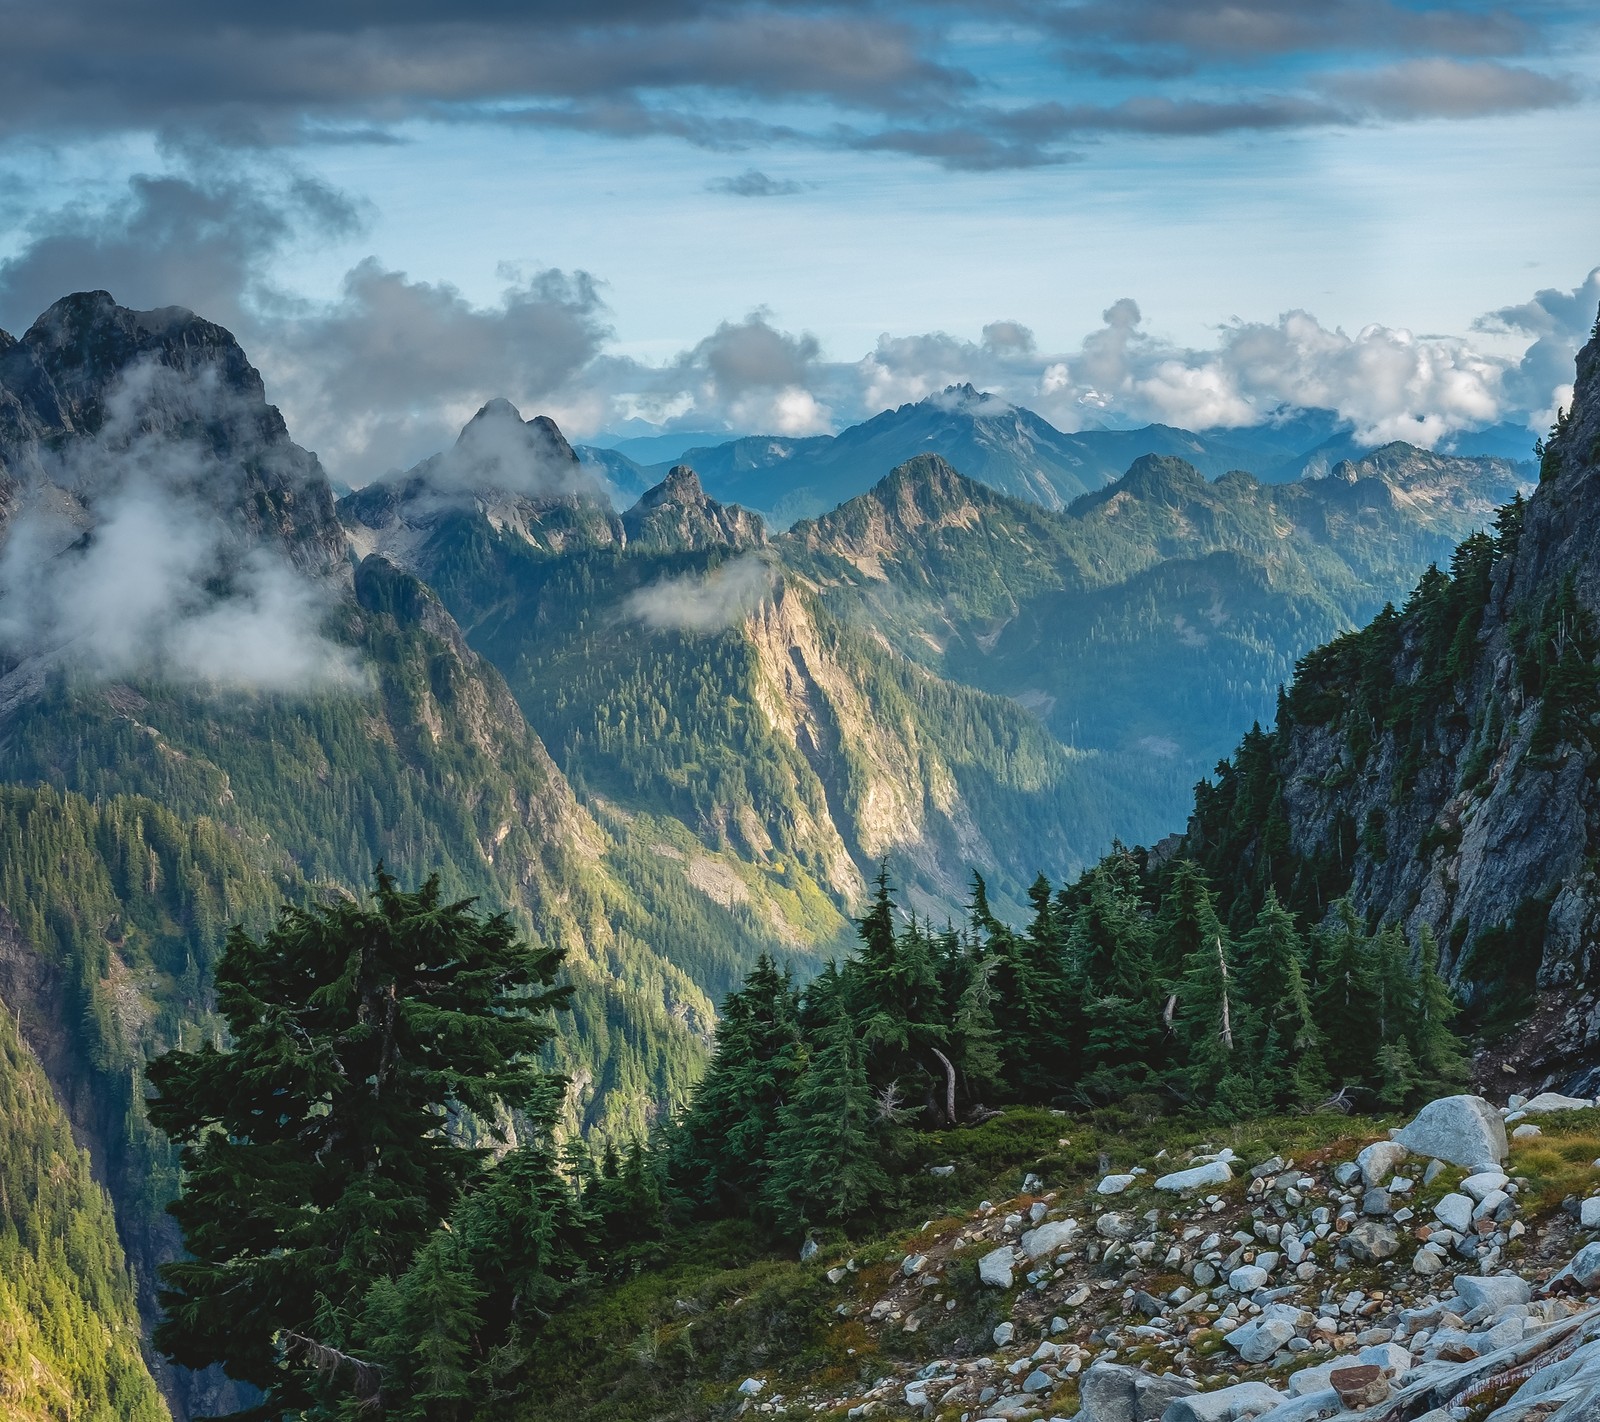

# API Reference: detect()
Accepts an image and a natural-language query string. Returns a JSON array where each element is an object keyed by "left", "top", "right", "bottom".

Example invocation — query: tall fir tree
[
  {"left": 147, "top": 869, "right": 570, "bottom": 1419},
  {"left": 1314, "top": 901, "right": 1381, "bottom": 1092},
  {"left": 763, "top": 1000, "right": 896, "bottom": 1232}
]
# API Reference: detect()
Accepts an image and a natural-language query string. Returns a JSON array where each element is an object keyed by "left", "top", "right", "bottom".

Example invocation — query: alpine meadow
[{"left": 1, "top": 3, "right": 1600, "bottom": 1421}]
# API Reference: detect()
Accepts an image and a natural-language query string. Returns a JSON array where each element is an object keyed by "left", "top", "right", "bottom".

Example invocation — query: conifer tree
[
  {"left": 1070, "top": 865, "right": 1162, "bottom": 1098},
  {"left": 763, "top": 1001, "right": 894, "bottom": 1232},
  {"left": 1166, "top": 865, "right": 1236, "bottom": 1103},
  {"left": 1412, "top": 925, "right": 1467, "bottom": 1091},
  {"left": 1234, "top": 890, "right": 1323, "bottom": 1107},
  {"left": 147, "top": 869, "right": 570, "bottom": 1418},
  {"left": 847, "top": 868, "right": 947, "bottom": 1105},
  {"left": 671, "top": 953, "right": 801, "bottom": 1213},
  {"left": 1314, "top": 901, "right": 1381, "bottom": 1090}
]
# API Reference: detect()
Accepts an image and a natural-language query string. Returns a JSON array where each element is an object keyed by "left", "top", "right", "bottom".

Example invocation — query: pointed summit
[{"left": 623, "top": 465, "right": 765, "bottom": 552}]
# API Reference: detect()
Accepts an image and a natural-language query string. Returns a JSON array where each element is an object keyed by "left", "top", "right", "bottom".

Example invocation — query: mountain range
[
  {"left": 578, "top": 386, "right": 1535, "bottom": 527},
  {"left": 0, "top": 290, "right": 1542, "bottom": 1416}
]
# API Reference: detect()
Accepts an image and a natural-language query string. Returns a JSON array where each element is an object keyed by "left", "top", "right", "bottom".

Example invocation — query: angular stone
[
  {"left": 1362, "top": 1188, "right": 1393, "bottom": 1216},
  {"left": 1412, "top": 1245, "right": 1446, "bottom": 1276},
  {"left": 979, "top": 1245, "right": 1017, "bottom": 1288},
  {"left": 1023, "top": 1368, "right": 1054, "bottom": 1394},
  {"left": 1472, "top": 1189, "right": 1510, "bottom": 1221},
  {"left": 1156, "top": 1161, "right": 1234, "bottom": 1191},
  {"left": 1358, "top": 1342, "right": 1412, "bottom": 1374},
  {"left": 1581, "top": 1197, "right": 1600, "bottom": 1228},
  {"left": 1161, "top": 1380, "right": 1284, "bottom": 1422},
  {"left": 1453, "top": 1273, "right": 1530, "bottom": 1310},
  {"left": 1099, "top": 1174, "right": 1137, "bottom": 1195},
  {"left": 1021, "top": 1219, "right": 1079, "bottom": 1260},
  {"left": 1357, "top": 1140, "right": 1410, "bottom": 1188},
  {"left": 1550, "top": 1242, "right": 1600, "bottom": 1292},
  {"left": 1286, "top": 1363, "right": 1337, "bottom": 1398},
  {"left": 1330, "top": 1365, "right": 1389, "bottom": 1408},
  {"left": 1395, "top": 1095, "right": 1508, "bottom": 1167},
  {"left": 1459, "top": 1171, "right": 1509, "bottom": 1202},
  {"left": 993, "top": 1321, "right": 1015, "bottom": 1347},
  {"left": 1433, "top": 1193, "right": 1474, "bottom": 1233},
  {"left": 1229, "top": 1264, "right": 1270, "bottom": 1293},
  {"left": 1097, "top": 1212, "right": 1135, "bottom": 1240},
  {"left": 1079, "top": 1361, "right": 1198, "bottom": 1422},
  {"left": 1519, "top": 1092, "right": 1595, "bottom": 1114},
  {"left": 1227, "top": 1318, "right": 1297, "bottom": 1363},
  {"left": 1346, "top": 1221, "right": 1402, "bottom": 1262}
]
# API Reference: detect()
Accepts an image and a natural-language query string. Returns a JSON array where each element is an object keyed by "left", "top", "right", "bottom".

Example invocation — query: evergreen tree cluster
[{"left": 668, "top": 858, "right": 1467, "bottom": 1236}]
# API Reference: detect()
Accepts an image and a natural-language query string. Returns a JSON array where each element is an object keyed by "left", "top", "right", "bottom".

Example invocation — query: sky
[{"left": 0, "top": 0, "right": 1597, "bottom": 484}]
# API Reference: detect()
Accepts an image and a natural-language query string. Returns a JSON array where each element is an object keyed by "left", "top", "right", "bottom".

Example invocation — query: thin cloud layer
[{"left": 0, "top": 0, "right": 1581, "bottom": 170}]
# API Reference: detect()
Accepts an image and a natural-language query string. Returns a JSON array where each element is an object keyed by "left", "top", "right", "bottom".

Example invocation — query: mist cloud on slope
[
  {"left": 623, "top": 553, "right": 776, "bottom": 633},
  {"left": 0, "top": 359, "right": 363, "bottom": 691}
]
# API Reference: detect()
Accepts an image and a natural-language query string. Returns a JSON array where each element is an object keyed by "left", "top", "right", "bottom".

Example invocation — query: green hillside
[{"left": 0, "top": 987, "right": 167, "bottom": 1422}]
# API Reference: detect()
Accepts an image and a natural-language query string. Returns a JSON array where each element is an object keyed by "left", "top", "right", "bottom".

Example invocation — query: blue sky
[{"left": 1, "top": 0, "right": 1596, "bottom": 482}]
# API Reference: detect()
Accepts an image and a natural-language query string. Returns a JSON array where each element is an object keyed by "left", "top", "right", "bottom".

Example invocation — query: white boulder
[
  {"left": 979, "top": 1245, "right": 1017, "bottom": 1288},
  {"left": 1396, "top": 1095, "right": 1507, "bottom": 1167},
  {"left": 1156, "top": 1160, "right": 1233, "bottom": 1191}
]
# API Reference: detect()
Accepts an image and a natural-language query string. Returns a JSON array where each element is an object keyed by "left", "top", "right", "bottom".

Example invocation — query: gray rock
[
  {"left": 1513, "top": 1123, "right": 1543, "bottom": 1140},
  {"left": 1412, "top": 1244, "right": 1447, "bottom": 1276},
  {"left": 1549, "top": 1242, "right": 1600, "bottom": 1291},
  {"left": 1079, "top": 1361, "right": 1198, "bottom": 1422},
  {"left": 1285, "top": 1363, "right": 1337, "bottom": 1398},
  {"left": 1519, "top": 1092, "right": 1595, "bottom": 1114},
  {"left": 1023, "top": 1368, "right": 1054, "bottom": 1394},
  {"left": 1098, "top": 1174, "right": 1137, "bottom": 1195},
  {"left": 799, "top": 1238, "right": 819, "bottom": 1262},
  {"left": 1395, "top": 1095, "right": 1508, "bottom": 1167},
  {"left": 1472, "top": 1188, "right": 1511, "bottom": 1220},
  {"left": 1333, "top": 1162, "right": 1362, "bottom": 1188},
  {"left": 1433, "top": 1193, "right": 1475, "bottom": 1233},
  {"left": 1229, "top": 1264, "right": 1270, "bottom": 1293},
  {"left": 738, "top": 1377, "right": 765, "bottom": 1396},
  {"left": 1162, "top": 1380, "right": 1284, "bottom": 1422},
  {"left": 1453, "top": 1273, "right": 1530, "bottom": 1310},
  {"left": 1460, "top": 1171, "right": 1510, "bottom": 1202},
  {"left": 993, "top": 1321, "right": 1016, "bottom": 1347},
  {"left": 1097, "top": 1212, "right": 1135, "bottom": 1240},
  {"left": 1346, "top": 1220, "right": 1402, "bottom": 1261},
  {"left": 1021, "top": 1219, "right": 1079, "bottom": 1260},
  {"left": 1362, "top": 1187, "right": 1393, "bottom": 1216},
  {"left": 1357, "top": 1140, "right": 1410, "bottom": 1187},
  {"left": 979, "top": 1245, "right": 1017, "bottom": 1288},
  {"left": 1156, "top": 1161, "right": 1234, "bottom": 1191},
  {"left": 1581, "top": 1197, "right": 1600, "bottom": 1228},
  {"left": 1228, "top": 1318, "right": 1298, "bottom": 1363},
  {"left": 1358, "top": 1342, "right": 1412, "bottom": 1374}
]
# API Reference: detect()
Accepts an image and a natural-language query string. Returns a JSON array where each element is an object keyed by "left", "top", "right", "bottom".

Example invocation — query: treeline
[{"left": 670, "top": 857, "right": 1464, "bottom": 1232}]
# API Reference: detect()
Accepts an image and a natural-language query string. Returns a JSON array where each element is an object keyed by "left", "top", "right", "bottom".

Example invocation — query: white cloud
[{"left": 622, "top": 552, "right": 776, "bottom": 633}]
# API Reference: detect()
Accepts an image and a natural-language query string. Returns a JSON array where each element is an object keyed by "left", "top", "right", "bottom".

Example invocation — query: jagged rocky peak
[
  {"left": 339, "top": 402, "right": 622, "bottom": 566},
  {"left": 0, "top": 290, "right": 344, "bottom": 576},
  {"left": 622, "top": 464, "right": 766, "bottom": 552}
]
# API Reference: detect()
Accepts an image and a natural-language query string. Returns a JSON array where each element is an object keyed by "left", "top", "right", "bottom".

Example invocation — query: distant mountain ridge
[{"left": 577, "top": 387, "right": 1530, "bottom": 528}]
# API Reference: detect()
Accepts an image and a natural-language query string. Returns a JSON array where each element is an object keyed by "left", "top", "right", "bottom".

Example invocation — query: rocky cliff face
[
  {"left": 0, "top": 290, "right": 345, "bottom": 577},
  {"left": 1189, "top": 310, "right": 1600, "bottom": 1088},
  {"left": 620, "top": 465, "right": 766, "bottom": 553}
]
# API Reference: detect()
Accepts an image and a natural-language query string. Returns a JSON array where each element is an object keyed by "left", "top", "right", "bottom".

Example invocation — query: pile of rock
[{"left": 752, "top": 1092, "right": 1600, "bottom": 1422}]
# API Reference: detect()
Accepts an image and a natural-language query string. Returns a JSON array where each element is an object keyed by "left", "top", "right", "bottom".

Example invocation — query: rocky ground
[{"left": 732, "top": 1093, "right": 1600, "bottom": 1422}]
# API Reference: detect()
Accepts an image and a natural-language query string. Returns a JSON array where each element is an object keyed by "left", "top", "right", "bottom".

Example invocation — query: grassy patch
[{"left": 1507, "top": 1112, "right": 1600, "bottom": 1214}]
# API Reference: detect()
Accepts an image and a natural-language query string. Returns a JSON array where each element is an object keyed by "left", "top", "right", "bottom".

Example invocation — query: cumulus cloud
[
  {"left": 0, "top": 164, "right": 363, "bottom": 335},
  {"left": 263, "top": 260, "right": 613, "bottom": 483},
  {"left": 0, "top": 360, "right": 361, "bottom": 690},
  {"left": 623, "top": 552, "right": 777, "bottom": 633}
]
